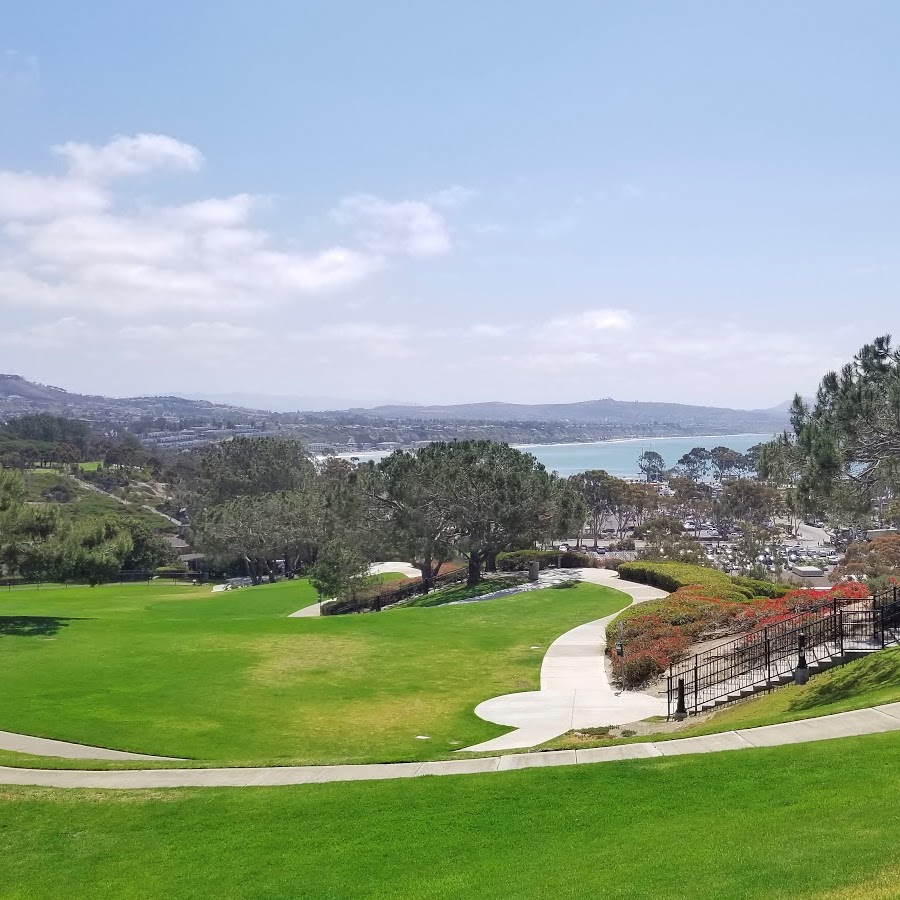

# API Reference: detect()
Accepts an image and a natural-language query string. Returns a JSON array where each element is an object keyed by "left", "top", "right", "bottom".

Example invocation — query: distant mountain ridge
[
  {"left": 350, "top": 397, "right": 788, "bottom": 430},
  {"left": 0, "top": 374, "right": 788, "bottom": 432}
]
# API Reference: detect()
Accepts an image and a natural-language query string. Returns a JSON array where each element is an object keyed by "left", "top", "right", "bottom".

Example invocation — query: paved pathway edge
[{"left": 2, "top": 704, "right": 899, "bottom": 789}]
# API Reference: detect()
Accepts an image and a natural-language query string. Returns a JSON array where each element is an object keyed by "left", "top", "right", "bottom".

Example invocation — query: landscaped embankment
[{"left": 608, "top": 561, "right": 867, "bottom": 686}]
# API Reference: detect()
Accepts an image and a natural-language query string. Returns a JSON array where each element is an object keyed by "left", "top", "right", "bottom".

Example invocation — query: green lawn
[
  {"left": 545, "top": 645, "right": 900, "bottom": 752},
  {"left": 2, "top": 732, "right": 900, "bottom": 898},
  {"left": 0, "top": 579, "right": 629, "bottom": 766}
]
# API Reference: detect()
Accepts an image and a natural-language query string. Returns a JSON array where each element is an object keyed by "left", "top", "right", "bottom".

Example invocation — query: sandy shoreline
[{"left": 328, "top": 433, "right": 773, "bottom": 460}]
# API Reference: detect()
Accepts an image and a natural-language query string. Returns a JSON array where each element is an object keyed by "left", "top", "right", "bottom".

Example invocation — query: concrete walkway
[
  {"left": 0, "top": 730, "right": 180, "bottom": 761},
  {"left": 460, "top": 568, "right": 669, "bottom": 753},
  {"left": 1, "top": 705, "right": 899, "bottom": 788},
  {"left": 288, "top": 603, "right": 322, "bottom": 618}
]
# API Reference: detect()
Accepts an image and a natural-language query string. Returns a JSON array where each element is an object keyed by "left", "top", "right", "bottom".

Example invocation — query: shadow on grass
[
  {"left": 0, "top": 616, "right": 83, "bottom": 637},
  {"left": 788, "top": 650, "right": 900, "bottom": 712}
]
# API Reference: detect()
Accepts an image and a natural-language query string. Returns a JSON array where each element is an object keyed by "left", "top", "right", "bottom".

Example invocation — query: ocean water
[{"left": 340, "top": 433, "right": 773, "bottom": 478}]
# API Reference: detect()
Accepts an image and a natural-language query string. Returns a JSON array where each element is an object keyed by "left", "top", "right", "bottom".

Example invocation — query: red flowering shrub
[{"left": 608, "top": 578, "right": 872, "bottom": 688}]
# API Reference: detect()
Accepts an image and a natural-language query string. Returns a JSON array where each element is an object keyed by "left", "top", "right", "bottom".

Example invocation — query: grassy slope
[
  {"left": 22, "top": 470, "right": 175, "bottom": 532},
  {"left": 0, "top": 580, "right": 628, "bottom": 766},
  {"left": 3, "top": 733, "right": 900, "bottom": 898},
  {"left": 545, "top": 645, "right": 900, "bottom": 752},
  {"left": 404, "top": 575, "right": 527, "bottom": 608}
]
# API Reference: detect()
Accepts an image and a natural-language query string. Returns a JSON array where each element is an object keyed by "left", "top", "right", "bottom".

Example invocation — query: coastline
[
  {"left": 330, "top": 432, "right": 774, "bottom": 462},
  {"left": 510, "top": 432, "right": 773, "bottom": 451}
]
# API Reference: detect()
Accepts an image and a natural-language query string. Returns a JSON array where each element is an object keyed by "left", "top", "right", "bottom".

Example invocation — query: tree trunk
[
  {"left": 467, "top": 553, "right": 483, "bottom": 586},
  {"left": 484, "top": 549, "right": 497, "bottom": 573},
  {"left": 418, "top": 555, "right": 435, "bottom": 591}
]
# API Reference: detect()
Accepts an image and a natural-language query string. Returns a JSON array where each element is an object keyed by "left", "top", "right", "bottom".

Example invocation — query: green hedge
[
  {"left": 496, "top": 550, "right": 599, "bottom": 571},
  {"left": 617, "top": 561, "right": 735, "bottom": 594},
  {"left": 731, "top": 576, "right": 791, "bottom": 599},
  {"left": 617, "top": 561, "right": 791, "bottom": 602}
]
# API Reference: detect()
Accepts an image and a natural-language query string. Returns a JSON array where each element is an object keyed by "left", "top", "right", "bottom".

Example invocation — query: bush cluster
[
  {"left": 496, "top": 549, "right": 600, "bottom": 571},
  {"left": 609, "top": 562, "right": 868, "bottom": 688}
]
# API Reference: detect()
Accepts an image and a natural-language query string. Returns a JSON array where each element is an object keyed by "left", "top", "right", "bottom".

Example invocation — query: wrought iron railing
[{"left": 667, "top": 586, "right": 900, "bottom": 718}]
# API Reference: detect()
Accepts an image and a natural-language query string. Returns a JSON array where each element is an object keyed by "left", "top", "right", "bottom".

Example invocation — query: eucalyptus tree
[
  {"left": 709, "top": 446, "right": 745, "bottom": 482},
  {"left": 568, "top": 469, "right": 616, "bottom": 548},
  {"left": 637, "top": 450, "right": 666, "bottom": 483},
  {"left": 676, "top": 447, "right": 711, "bottom": 481}
]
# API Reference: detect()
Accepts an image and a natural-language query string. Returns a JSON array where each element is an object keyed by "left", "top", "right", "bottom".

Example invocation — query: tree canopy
[{"left": 790, "top": 335, "right": 900, "bottom": 503}]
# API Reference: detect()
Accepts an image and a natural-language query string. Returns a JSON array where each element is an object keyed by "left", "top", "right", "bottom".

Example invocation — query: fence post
[
  {"left": 838, "top": 608, "right": 845, "bottom": 657},
  {"left": 764, "top": 627, "right": 771, "bottom": 683},
  {"left": 693, "top": 657, "right": 699, "bottom": 713},
  {"left": 674, "top": 678, "right": 687, "bottom": 721}
]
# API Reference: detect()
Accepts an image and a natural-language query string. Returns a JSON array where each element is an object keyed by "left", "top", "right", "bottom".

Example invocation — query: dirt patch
[{"left": 564, "top": 711, "right": 716, "bottom": 744}]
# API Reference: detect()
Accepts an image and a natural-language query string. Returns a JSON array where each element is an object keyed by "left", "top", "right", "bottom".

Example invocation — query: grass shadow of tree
[
  {"left": 0, "top": 616, "right": 83, "bottom": 637},
  {"left": 788, "top": 650, "right": 900, "bottom": 712}
]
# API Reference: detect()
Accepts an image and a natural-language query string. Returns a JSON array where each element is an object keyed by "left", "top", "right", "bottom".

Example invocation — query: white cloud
[
  {"left": 163, "top": 194, "right": 261, "bottom": 228},
  {"left": 0, "top": 134, "right": 459, "bottom": 316},
  {"left": 331, "top": 193, "right": 452, "bottom": 257},
  {"left": 0, "top": 316, "right": 89, "bottom": 348},
  {"left": 471, "top": 323, "right": 509, "bottom": 337},
  {"left": 54, "top": 133, "right": 204, "bottom": 180},
  {"left": 0, "top": 171, "right": 107, "bottom": 219},
  {"left": 118, "top": 321, "right": 261, "bottom": 343},
  {"left": 547, "top": 308, "right": 634, "bottom": 332}
]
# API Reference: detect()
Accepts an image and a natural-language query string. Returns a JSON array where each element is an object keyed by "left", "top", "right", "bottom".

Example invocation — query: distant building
[
  {"left": 376, "top": 441, "right": 402, "bottom": 451},
  {"left": 305, "top": 442, "right": 335, "bottom": 454}
]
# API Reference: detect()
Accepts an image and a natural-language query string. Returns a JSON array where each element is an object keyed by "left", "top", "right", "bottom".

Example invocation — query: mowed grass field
[
  {"left": 3, "top": 732, "right": 900, "bottom": 899},
  {"left": 0, "top": 579, "right": 629, "bottom": 766}
]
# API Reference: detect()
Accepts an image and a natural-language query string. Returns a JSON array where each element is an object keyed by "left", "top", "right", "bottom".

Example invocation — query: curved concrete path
[
  {"left": 0, "top": 729, "right": 180, "bottom": 761},
  {"left": 460, "top": 569, "right": 669, "bottom": 753},
  {"left": 1, "top": 705, "right": 899, "bottom": 788}
]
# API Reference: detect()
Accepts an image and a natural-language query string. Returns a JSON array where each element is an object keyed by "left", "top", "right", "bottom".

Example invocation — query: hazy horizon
[
  {"left": 3, "top": 373, "right": 796, "bottom": 415},
  {"left": 3, "top": 3, "right": 897, "bottom": 406}
]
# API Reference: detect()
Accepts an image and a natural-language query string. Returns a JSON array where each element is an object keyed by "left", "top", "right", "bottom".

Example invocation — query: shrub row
[
  {"left": 617, "top": 561, "right": 739, "bottom": 596},
  {"left": 609, "top": 561, "right": 858, "bottom": 688},
  {"left": 617, "top": 562, "right": 790, "bottom": 603},
  {"left": 496, "top": 549, "right": 600, "bottom": 571}
]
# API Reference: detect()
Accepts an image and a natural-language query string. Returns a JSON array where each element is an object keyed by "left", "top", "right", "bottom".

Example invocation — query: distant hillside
[
  {"left": 352, "top": 398, "right": 788, "bottom": 431},
  {"left": 0, "top": 374, "right": 258, "bottom": 423},
  {"left": 0, "top": 374, "right": 788, "bottom": 436}
]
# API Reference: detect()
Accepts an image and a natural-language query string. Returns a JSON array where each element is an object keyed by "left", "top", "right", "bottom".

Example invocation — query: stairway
[{"left": 668, "top": 589, "right": 900, "bottom": 718}]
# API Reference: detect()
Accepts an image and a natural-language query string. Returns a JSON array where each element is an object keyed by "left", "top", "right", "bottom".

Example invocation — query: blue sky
[{"left": 1, "top": 1, "right": 898, "bottom": 408}]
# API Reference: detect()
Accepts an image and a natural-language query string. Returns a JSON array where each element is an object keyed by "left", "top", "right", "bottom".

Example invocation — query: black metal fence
[
  {"left": 0, "top": 571, "right": 208, "bottom": 591},
  {"left": 667, "top": 586, "right": 900, "bottom": 718}
]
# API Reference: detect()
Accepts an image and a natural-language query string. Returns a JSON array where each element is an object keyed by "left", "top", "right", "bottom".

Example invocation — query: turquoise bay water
[
  {"left": 342, "top": 433, "right": 772, "bottom": 478},
  {"left": 514, "top": 434, "right": 772, "bottom": 477}
]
